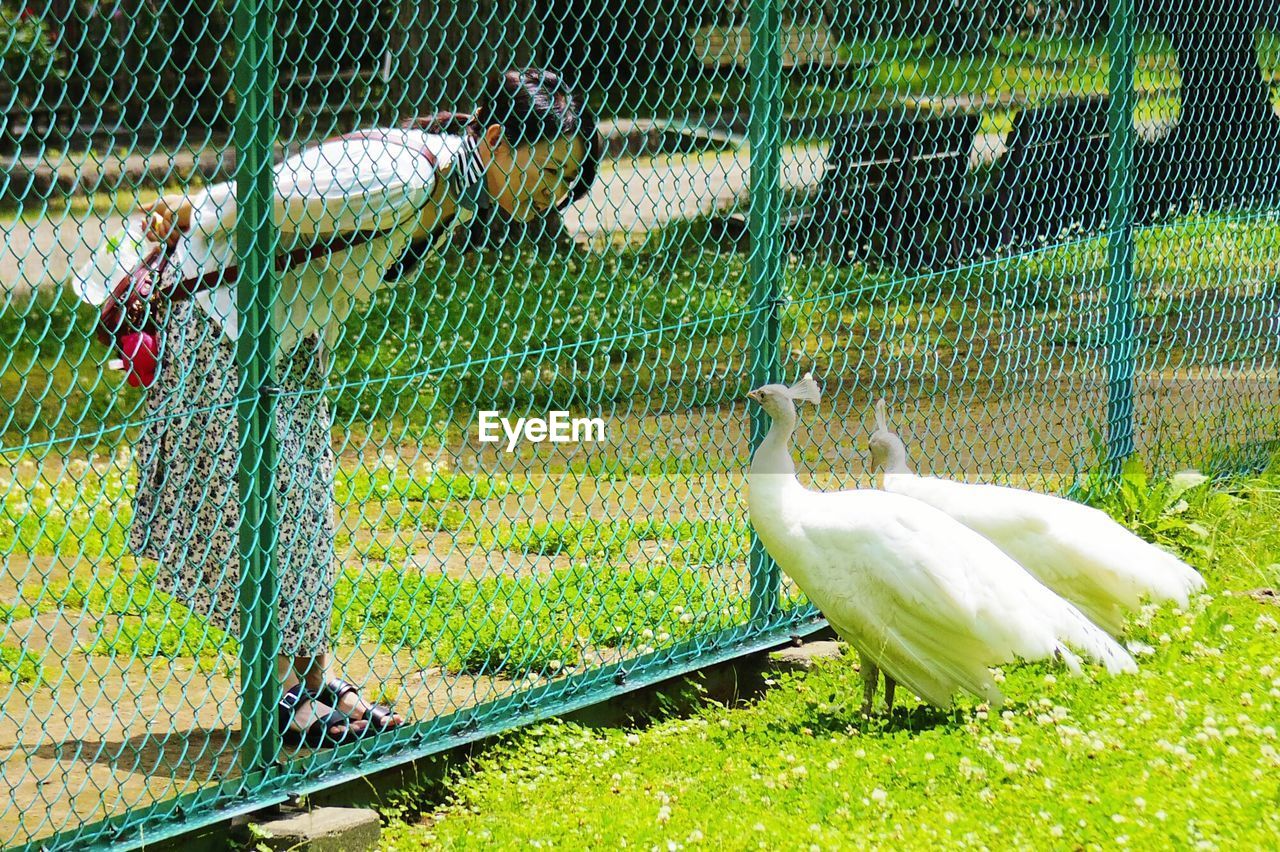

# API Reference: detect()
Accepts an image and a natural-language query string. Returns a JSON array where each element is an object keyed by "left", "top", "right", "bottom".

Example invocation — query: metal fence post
[
  {"left": 1105, "top": 0, "right": 1137, "bottom": 475},
  {"left": 233, "top": 0, "right": 283, "bottom": 773},
  {"left": 747, "top": 0, "right": 783, "bottom": 623}
]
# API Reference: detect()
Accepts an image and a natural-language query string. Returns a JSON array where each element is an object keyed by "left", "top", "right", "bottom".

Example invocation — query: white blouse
[{"left": 184, "top": 129, "right": 480, "bottom": 350}]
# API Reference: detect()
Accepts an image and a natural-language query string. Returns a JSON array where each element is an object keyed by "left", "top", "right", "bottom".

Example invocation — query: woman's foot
[
  {"left": 317, "top": 677, "right": 406, "bottom": 731},
  {"left": 278, "top": 682, "right": 370, "bottom": 747}
]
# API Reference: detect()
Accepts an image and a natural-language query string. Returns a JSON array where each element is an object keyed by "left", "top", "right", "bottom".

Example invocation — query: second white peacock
[
  {"left": 746, "top": 375, "right": 1136, "bottom": 714},
  {"left": 867, "top": 399, "right": 1207, "bottom": 637}
]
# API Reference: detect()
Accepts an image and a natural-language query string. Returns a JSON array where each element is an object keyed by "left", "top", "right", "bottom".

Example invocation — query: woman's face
[{"left": 481, "top": 124, "right": 588, "bottom": 222}]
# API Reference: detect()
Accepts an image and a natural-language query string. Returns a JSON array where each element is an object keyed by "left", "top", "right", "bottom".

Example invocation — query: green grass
[
  {"left": 0, "top": 455, "right": 748, "bottom": 673},
  {"left": 381, "top": 468, "right": 1280, "bottom": 850},
  {"left": 1, "top": 458, "right": 515, "bottom": 563},
  {"left": 332, "top": 560, "right": 743, "bottom": 675},
  {"left": 0, "top": 645, "right": 44, "bottom": 686},
  {"left": 784, "top": 32, "right": 1183, "bottom": 117},
  {"left": 676, "top": 27, "right": 1183, "bottom": 119},
  {"left": 330, "top": 231, "right": 750, "bottom": 421},
  {"left": 477, "top": 518, "right": 744, "bottom": 563},
  {"left": 1, "top": 557, "right": 745, "bottom": 674},
  {"left": 0, "top": 456, "right": 136, "bottom": 558},
  {"left": 779, "top": 212, "right": 1280, "bottom": 388},
  {"left": 7, "top": 569, "right": 235, "bottom": 660},
  {"left": 333, "top": 466, "right": 515, "bottom": 505}
]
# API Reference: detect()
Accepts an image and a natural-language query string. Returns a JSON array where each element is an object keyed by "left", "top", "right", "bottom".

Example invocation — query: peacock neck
[
  {"left": 751, "top": 417, "right": 799, "bottom": 480},
  {"left": 748, "top": 416, "right": 804, "bottom": 558},
  {"left": 880, "top": 440, "right": 913, "bottom": 475}
]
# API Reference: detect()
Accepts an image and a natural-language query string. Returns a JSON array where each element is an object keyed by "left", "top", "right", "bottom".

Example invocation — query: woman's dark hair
[{"left": 406, "top": 68, "right": 601, "bottom": 210}]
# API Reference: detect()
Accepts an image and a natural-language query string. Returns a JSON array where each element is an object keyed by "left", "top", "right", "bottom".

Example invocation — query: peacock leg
[
  {"left": 860, "top": 655, "right": 879, "bottom": 716},
  {"left": 883, "top": 675, "right": 897, "bottom": 715}
]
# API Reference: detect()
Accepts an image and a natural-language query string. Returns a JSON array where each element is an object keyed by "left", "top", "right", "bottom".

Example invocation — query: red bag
[{"left": 96, "top": 243, "right": 172, "bottom": 388}]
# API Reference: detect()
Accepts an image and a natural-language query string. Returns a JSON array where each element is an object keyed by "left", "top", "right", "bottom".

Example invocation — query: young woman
[{"left": 133, "top": 68, "right": 600, "bottom": 747}]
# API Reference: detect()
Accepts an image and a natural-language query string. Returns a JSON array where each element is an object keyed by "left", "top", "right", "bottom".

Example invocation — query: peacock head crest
[
  {"left": 868, "top": 398, "right": 912, "bottom": 474},
  {"left": 747, "top": 373, "right": 822, "bottom": 421}
]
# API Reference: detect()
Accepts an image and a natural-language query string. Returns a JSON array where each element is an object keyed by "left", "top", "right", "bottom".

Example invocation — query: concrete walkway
[{"left": 561, "top": 143, "right": 829, "bottom": 243}]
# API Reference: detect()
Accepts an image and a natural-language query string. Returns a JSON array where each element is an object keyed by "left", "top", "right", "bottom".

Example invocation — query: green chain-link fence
[{"left": 3, "top": 0, "right": 1279, "bottom": 848}]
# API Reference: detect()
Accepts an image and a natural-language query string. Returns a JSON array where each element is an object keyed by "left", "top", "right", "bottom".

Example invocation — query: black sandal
[
  {"left": 318, "top": 677, "right": 400, "bottom": 731},
  {"left": 278, "top": 682, "right": 369, "bottom": 748}
]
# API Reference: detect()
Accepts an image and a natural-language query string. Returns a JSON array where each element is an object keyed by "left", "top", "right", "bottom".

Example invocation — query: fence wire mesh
[{"left": 3, "top": 1, "right": 1280, "bottom": 848}]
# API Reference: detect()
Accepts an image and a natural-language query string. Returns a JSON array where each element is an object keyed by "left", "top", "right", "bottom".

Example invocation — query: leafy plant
[
  {"left": 1073, "top": 454, "right": 1216, "bottom": 561},
  {"left": 0, "top": 5, "right": 61, "bottom": 101}
]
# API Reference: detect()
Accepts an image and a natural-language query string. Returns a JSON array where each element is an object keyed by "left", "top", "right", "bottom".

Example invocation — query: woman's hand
[{"left": 140, "top": 194, "right": 194, "bottom": 246}]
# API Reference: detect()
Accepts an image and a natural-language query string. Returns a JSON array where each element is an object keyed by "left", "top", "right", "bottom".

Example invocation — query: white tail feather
[
  {"left": 1066, "top": 613, "right": 1138, "bottom": 675},
  {"left": 1056, "top": 645, "right": 1084, "bottom": 676}
]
